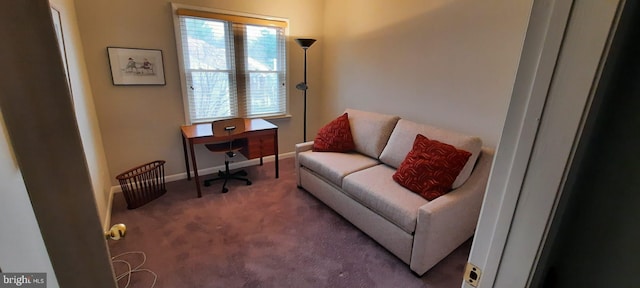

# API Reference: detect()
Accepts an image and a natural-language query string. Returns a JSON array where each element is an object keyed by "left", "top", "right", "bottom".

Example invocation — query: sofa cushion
[
  {"left": 298, "top": 150, "right": 380, "bottom": 187},
  {"left": 345, "top": 109, "right": 400, "bottom": 159},
  {"left": 379, "top": 119, "right": 482, "bottom": 189},
  {"left": 393, "top": 134, "right": 472, "bottom": 201},
  {"left": 342, "top": 164, "right": 428, "bottom": 234},
  {"left": 313, "top": 113, "right": 356, "bottom": 152}
]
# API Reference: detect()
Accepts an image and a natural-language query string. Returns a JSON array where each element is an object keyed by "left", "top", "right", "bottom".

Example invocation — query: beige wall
[
  {"left": 321, "top": 0, "right": 532, "bottom": 147},
  {"left": 51, "top": 0, "right": 112, "bottom": 226},
  {"left": 75, "top": 0, "right": 530, "bottom": 185},
  {"left": 75, "top": 0, "right": 325, "bottom": 183}
]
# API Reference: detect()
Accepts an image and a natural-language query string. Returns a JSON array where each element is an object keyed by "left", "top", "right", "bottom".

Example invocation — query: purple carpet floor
[{"left": 108, "top": 157, "right": 471, "bottom": 287}]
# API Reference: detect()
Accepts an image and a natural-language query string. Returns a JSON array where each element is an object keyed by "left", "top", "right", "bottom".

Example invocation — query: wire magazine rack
[{"left": 116, "top": 160, "right": 167, "bottom": 209}]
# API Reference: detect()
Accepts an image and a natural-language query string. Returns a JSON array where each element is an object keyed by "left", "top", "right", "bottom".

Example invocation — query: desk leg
[
  {"left": 182, "top": 133, "right": 191, "bottom": 180},
  {"left": 189, "top": 140, "right": 202, "bottom": 197},
  {"left": 274, "top": 129, "right": 279, "bottom": 179}
]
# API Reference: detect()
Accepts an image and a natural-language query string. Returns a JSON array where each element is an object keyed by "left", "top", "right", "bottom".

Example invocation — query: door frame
[{"left": 466, "top": 0, "right": 623, "bottom": 287}]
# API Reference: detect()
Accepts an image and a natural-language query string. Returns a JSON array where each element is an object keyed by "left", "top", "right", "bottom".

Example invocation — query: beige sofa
[{"left": 295, "top": 109, "right": 494, "bottom": 275}]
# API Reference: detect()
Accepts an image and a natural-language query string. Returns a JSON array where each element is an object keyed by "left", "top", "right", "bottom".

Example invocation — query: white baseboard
[{"left": 104, "top": 152, "right": 294, "bottom": 228}]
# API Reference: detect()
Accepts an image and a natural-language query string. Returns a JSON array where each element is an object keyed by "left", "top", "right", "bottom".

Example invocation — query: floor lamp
[{"left": 295, "top": 38, "right": 316, "bottom": 142}]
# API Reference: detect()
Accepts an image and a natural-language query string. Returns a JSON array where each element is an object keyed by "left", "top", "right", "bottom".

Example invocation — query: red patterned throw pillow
[
  {"left": 313, "top": 113, "right": 356, "bottom": 152},
  {"left": 393, "top": 134, "right": 472, "bottom": 201}
]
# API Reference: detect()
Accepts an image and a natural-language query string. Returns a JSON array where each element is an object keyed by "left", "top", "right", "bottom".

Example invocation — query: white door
[
  {"left": 0, "top": 1, "right": 117, "bottom": 287},
  {"left": 0, "top": 114, "right": 60, "bottom": 286}
]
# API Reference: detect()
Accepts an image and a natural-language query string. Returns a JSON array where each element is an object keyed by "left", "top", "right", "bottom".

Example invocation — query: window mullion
[
  {"left": 232, "top": 23, "right": 247, "bottom": 117},
  {"left": 277, "top": 27, "right": 287, "bottom": 114}
]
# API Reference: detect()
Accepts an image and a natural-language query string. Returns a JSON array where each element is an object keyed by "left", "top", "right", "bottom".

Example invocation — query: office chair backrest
[{"left": 212, "top": 118, "right": 246, "bottom": 136}]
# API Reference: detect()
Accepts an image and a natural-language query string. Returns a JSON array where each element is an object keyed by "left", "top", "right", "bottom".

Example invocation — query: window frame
[{"left": 171, "top": 3, "right": 291, "bottom": 124}]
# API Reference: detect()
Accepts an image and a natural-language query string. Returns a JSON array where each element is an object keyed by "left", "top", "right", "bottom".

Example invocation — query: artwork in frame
[{"left": 107, "top": 47, "right": 166, "bottom": 86}]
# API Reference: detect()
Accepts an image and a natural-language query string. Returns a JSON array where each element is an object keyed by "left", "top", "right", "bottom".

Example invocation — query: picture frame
[{"left": 107, "top": 47, "right": 166, "bottom": 86}]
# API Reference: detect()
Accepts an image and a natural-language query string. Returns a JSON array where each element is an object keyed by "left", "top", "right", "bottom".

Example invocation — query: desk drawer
[{"left": 243, "top": 134, "right": 275, "bottom": 159}]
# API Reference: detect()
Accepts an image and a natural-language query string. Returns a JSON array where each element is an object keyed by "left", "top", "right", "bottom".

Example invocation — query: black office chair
[{"left": 203, "top": 118, "right": 252, "bottom": 193}]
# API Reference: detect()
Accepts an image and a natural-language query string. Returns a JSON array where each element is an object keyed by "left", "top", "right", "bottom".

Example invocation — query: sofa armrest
[
  {"left": 295, "top": 141, "right": 314, "bottom": 186},
  {"left": 410, "top": 147, "right": 495, "bottom": 275},
  {"left": 295, "top": 141, "right": 314, "bottom": 154}
]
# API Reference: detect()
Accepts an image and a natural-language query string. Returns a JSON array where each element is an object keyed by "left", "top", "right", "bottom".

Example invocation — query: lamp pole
[
  {"left": 302, "top": 47, "right": 308, "bottom": 142},
  {"left": 295, "top": 38, "right": 316, "bottom": 142}
]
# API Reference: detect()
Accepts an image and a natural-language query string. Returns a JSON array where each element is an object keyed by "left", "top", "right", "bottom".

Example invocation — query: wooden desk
[{"left": 181, "top": 118, "right": 278, "bottom": 197}]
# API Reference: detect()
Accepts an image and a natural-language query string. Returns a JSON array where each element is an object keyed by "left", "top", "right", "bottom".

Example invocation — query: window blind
[{"left": 176, "top": 9, "right": 287, "bottom": 123}]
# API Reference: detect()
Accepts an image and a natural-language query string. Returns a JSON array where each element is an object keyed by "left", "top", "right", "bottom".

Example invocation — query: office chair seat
[{"left": 203, "top": 118, "right": 252, "bottom": 193}]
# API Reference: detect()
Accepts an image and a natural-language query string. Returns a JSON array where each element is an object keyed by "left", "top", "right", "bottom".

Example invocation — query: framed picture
[{"left": 107, "top": 47, "right": 166, "bottom": 86}]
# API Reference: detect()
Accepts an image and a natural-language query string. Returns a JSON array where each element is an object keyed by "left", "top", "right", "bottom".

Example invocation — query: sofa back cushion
[
  {"left": 345, "top": 109, "right": 400, "bottom": 159},
  {"left": 380, "top": 119, "right": 482, "bottom": 189}
]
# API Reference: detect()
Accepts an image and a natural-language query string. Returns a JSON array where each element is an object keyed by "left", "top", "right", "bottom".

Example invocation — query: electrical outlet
[{"left": 464, "top": 262, "right": 481, "bottom": 287}]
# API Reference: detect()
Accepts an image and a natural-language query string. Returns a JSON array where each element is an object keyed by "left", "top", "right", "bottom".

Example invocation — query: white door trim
[
  {"left": 493, "top": 0, "right": 622, "bottom": 286},
  {"left": 465, "top": 0, "right": 574, "bottom": 286},
  {"left": 466, "top": 0, "right": 623, "bottom": 287}
]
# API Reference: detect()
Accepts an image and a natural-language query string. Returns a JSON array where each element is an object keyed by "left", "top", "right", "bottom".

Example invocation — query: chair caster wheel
[
  {"left": 222, "top": 187, "right": 229, "bottom": 193},
  {"left": 218, "top": 171, "right": 224, "bottom": 177},
  {"left": 246, "top": 181, "right": 252, "bottom": 186}
]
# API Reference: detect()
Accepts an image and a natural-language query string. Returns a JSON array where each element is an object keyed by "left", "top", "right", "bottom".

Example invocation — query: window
[{"left": 174, "top": 8, "right": 288, "bottom": 123}]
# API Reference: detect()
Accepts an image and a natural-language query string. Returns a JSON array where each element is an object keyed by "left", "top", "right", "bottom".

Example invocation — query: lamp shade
[{"left": 295, "top": 38, "right": 317, "bottom": 49}]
